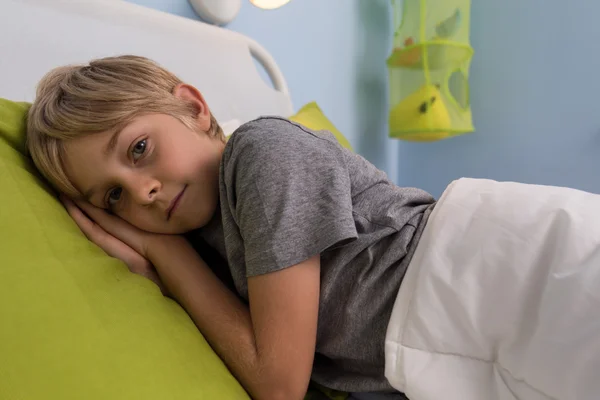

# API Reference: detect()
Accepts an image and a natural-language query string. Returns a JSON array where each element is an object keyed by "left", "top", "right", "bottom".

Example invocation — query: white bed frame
[{"left": 0, "top": 0, "right": 294, "bottom": 126}]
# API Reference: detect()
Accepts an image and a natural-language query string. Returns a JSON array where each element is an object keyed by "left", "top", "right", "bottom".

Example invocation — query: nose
[{"left": 126, "top": 176, "right": 161, "bottom": 206}]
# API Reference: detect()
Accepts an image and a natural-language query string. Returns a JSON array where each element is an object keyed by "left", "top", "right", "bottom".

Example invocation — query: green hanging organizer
[{"left": 387, "top": 0, "right": 474, "bottom": 142}]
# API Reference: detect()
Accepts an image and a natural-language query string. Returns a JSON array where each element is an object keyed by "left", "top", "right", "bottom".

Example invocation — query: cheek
[
  {"left": 118, "top": 209, "right": 156, "bottom": 231},
  {"left": 158, "top": 145, "right": 204, "bottom": 181},
  {"left": 113, "top": 202, "right": 165, "bottom": 232},
  {"left": 121, "top": 210, "right": 181, "bottom": 234}
]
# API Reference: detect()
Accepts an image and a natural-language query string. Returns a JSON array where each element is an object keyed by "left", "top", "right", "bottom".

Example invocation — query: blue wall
[
  {"left": 398, "top": 0, "right": 600, "bottom": 197},
  {"left": 126, "top": 0, "right": 600, "bottom": 198}
]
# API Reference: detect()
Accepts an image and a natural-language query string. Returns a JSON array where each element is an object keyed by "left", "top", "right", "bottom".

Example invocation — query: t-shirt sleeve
[{"left": 222, "top": 118, "right": 358, "bottom": 277}]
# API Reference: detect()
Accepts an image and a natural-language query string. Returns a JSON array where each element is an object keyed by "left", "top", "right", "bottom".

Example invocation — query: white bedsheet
[{"left": 385, "top": 178, "right": 600, "bottom": 400}]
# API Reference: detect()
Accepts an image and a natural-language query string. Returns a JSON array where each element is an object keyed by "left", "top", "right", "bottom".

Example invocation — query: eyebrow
[{"left": 104, "top": 125, "right": 126, "bottom": 156}]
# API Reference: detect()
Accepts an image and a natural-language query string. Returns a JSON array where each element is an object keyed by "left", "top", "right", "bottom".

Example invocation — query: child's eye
[
  {"left": 131, "top": 139, "right": 147, "bottom": 161},
  {"left": 107, "top": 187, "right": 122, "bottom": 207}
]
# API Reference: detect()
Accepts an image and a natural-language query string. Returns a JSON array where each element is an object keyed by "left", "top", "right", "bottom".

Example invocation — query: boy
[
  {"left": 27, "top": 55, "right": 600, "bottom": 400},
  {"left": 27, "top": 55, "right": 432, "bottom": 400}
]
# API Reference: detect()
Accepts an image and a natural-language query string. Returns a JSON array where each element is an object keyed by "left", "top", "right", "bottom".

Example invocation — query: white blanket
[{"left": 384, "top": 178, "right": 600, "bottom": 400}]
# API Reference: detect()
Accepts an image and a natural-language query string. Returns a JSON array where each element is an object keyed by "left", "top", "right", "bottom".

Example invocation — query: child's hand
[{"left": 60, "top": 195, "right": 169, "bottom": 296}]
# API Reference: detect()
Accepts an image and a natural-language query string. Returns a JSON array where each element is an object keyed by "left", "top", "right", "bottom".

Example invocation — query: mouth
[{"left": 166, "top": 185, "right": 187, "bottom": 220}]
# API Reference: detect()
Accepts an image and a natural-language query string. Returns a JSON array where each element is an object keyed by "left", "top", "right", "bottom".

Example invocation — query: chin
[
  {"left": 123, "top": 217, "right": 182, "bottom": 235},
  {"left": 157, "top": 226, "right": 188, "bottom": 235},
  {"left": 161, "top": 213, "right": 213, "bottom": 235},
  {"left": 188, "top": 200, "right": 219, "bottom": 229},
  {"left": 122, "top": 201, "right": 217, "bottom": 234},
  {"left": 185, "top": 213, "right": 214, "bottom": 231}
]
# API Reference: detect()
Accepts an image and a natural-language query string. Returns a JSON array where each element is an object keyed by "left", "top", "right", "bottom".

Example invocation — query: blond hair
[{"left": 27, "top": 55, "right": 224, "bottom": 197}]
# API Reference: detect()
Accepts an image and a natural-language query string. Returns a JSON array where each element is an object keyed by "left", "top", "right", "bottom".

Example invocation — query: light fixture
[
  {"left": 188, "top": 0, "right": 290, "bottom": 26},
  {"left": 250, "top": 0, "right": 291, "bottom": 10}
]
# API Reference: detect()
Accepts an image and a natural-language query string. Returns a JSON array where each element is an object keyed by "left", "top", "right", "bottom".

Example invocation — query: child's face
[{"left": 62, "top": 112, "right": 225, "bottom": 234}]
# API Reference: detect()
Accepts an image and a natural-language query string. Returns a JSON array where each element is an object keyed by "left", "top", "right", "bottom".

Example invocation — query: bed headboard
[{"left": 0, "top": 0, "right": 294, "bottom": 125}]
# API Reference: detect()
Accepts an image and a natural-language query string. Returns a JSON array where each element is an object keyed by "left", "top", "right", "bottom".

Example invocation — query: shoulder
[
  {"left": 220, "top": 116, "right": 351, "bottom": 187},
  {"left": 224, "top": 116, "right": 343, "bottom": 162}
]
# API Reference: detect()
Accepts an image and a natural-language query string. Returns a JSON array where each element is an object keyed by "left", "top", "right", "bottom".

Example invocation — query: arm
[
  {"left": 63, "top": 197, "right": 320, "bottom": 400},
  {"left": 147, "top": 234, "right": 320, "bottom": 400},
  {"left": 60, "top": 196, "right": 170, "bottom": 295}
]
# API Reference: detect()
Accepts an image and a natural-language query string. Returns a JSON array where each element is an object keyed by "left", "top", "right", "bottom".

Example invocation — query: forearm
[{"left": 146, "top": 235, "right": 282, "bottom": 400}]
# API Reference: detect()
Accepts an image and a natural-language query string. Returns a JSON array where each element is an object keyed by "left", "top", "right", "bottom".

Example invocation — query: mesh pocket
[{"left": 388, "top": 0, "right": 474, "bottom": 141}]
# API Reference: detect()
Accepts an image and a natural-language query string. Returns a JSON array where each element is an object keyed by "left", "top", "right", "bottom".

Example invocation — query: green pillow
[
  {"left": 289, "top": 102, "right": 353, "bottom": 151},
  {"left": 0, "top": 98, "right": 249, "bottom": 399}
]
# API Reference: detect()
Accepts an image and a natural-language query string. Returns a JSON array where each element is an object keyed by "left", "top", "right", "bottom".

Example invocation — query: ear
[{"left": 172, "top": 83, "right": 212, "bottom": 132}]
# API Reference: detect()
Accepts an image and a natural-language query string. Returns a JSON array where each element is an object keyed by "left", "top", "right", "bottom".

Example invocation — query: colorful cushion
[
  {"left": 289, "top": 102, "right": 353, "bottom": 151},
  {"left": 0, "top": 98, "right": 249, "bottom": 399}
]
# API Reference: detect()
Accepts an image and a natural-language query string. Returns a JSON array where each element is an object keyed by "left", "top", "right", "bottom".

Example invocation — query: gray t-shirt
[{"left": 195, "top": 117, "right": 435, "bottom": 393}]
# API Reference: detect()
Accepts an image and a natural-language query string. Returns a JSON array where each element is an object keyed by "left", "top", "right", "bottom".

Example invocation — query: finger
[
  {"left": 73, "top": 199, "right": 117, "bottom": 226},
  {"left": 73, "top": 199, "right": 130, "bottom": 238},
  {"left": 59, "top": 194, "right": 76, "bottom": 211},
  {"left": 73, "top": 200, "right": 146, "bottom": 254},
  {"left": 65, "top": 202, "right": 120, "bottom": 254},
  {"left": 63, "top": 199, "right": 123, "bottom": 254},
  {"left": 60, "top": 196, "right": 167, "bottom": 295},
  {"left": 62, "top": 197, "right": 101, "bottom": 238},
  {"left": 64, "top": 200, "right": 149, "bottom": 268}
]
